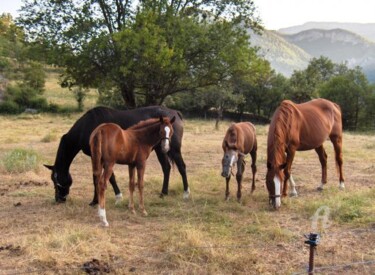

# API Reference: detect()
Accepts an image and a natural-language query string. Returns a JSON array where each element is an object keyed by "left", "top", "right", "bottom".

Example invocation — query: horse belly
[{"left": 297, "top": 135, "right": 328, "bottom": 151}]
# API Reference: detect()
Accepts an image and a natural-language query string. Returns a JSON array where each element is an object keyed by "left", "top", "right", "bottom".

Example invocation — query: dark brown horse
[
  {"left": 90, "top": 116, "right": 175, "bottom": 226},
  {"left": 266, "top": 99, "right": 345, "bottom": 209},
  {"left": 221, "top": 122, "right": 257, "bottom": 201}
]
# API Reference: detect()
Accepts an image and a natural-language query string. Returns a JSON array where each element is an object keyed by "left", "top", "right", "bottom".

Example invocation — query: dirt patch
[
  {"left": 0, "top": 180, "right": 49, "bottom": 196},
  {"left": 82, "top": 259, "right": 111, "bottom": 274},
  {"left": 0, "top": 244, "right": 22, "bottom": 256}
]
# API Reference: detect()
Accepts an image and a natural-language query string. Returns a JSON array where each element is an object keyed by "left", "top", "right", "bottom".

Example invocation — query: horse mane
[
  {"left": 128, "top": 117, "right": 162, "bottom": 130},
  {"left": 224, "top": 123, "right": 239, "bottom": 149},
  {"left": 268, "top": 100, "right": 296, "bottom": 168}
]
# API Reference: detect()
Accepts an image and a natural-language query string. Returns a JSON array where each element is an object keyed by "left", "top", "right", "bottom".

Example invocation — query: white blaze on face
[
  {"left": 228, "top": 150, "right": 238, "bottom": 167},
  {"left": 273, "top": 176, "right": 281, "bottom": 208},
  {"left": 164, "top": 126, "right": 171, "bottom": 146},
  {"left": 230, "top": 155, "right": 236, "bottom": 166}
]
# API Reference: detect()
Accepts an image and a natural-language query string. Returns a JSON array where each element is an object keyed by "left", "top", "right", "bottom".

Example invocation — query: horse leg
[
  {"left": 90, "top": 174, "right": 99, "bottom": 206},
  {"left": 225, "top": 176, "right": 231, "bottom": 201},
  {"left": 137, "top": 163, "right": 148, "bottom": 216},
  {"left": 109, "top": 173, "right": 123, "bottom": 205},
  {"left": 330, "top": 135, "right": 345, "bottom": 189},
  {"left": 170, "top": 148, "right": 190, "bottom": 199},
  {"left": 315, "top": 145, "right": 328, "bottom": 190},
  {"left": 289, "top": 174, "right": 298, "bottom": 197},
  {"left": 236, "top": 157, "right": 245, "bottom": 202},
  {"left": 98, "top": 164, "right": 113, "bottom": 227},
  {"left": 283, "top": 149, "right": 296, "bottom": 197},
  {"left": 128, "top": 165, "right": 136, "bottom": 215},
  {"left": 250, "top": 149, "right": 257, "bottom": 194},
  {"left": 155, "top": 148, "right": 171, "bottom": 197}
]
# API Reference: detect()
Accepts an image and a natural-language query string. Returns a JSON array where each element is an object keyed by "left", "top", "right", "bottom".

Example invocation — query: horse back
[
  {"left": 90, "top": 123, "right": 128, "bottom": 165},
  {"left": 67, "top": 106, "right": 183, "bottom": 156},
  {"left": 224, "top": 122, "right": 256, "bottom": 154}
]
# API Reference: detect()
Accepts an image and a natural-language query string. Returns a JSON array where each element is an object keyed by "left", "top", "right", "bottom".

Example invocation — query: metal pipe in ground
[{"left": 304, "top": 233, "right": 320, "bottom": 274}]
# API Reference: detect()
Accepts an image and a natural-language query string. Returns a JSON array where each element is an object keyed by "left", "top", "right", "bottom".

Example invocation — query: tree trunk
[
  {"left": 120, "top": 84, "right": 136, "bottom": 108},
  {"left": 215, "top": 107, "right": 223, "bottom": 130}
]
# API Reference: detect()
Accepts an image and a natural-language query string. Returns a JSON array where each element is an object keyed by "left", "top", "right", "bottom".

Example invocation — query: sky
[{"left": 1, "top": 0, "right": 375, "bottom": 30}]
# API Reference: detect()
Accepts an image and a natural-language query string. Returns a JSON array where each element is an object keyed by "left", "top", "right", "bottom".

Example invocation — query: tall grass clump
[{"left": 1, "top": 148, "right": 40, "bottom": 173}]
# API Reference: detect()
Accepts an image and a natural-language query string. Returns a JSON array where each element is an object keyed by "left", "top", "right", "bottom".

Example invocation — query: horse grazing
[
  {"left": 90, "top": 116, "right": 175, "bottom": 226},
  {"left": 44, "top": 106, "right": 190, "bottom": 205},
  {"left": 266, "top": 98, "right": 345, "bottom": 209},
  {"left": 221, "top": 122, "right": 257, "bottom": 201}
]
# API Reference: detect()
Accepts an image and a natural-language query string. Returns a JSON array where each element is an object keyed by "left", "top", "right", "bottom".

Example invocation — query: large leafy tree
[
  {"left": 18, "top": 0, "right": 261, "bottom": 108},
  {"left": 319, "top": 66, "right": 373, "bottom": 130}
]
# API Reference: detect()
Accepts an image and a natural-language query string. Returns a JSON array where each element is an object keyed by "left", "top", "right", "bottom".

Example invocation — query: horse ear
[
  {"left": 279, "top": 163, "right": 287, "bottom": 170},
  {"left": 224, "top": 140, "right": 229, "bottom": 148},
  {"left": 44, "top": 164, "right": 54, "bottom": 171},
  {"left": 170, "top": 116, "right": 176, "bottom": 124}
]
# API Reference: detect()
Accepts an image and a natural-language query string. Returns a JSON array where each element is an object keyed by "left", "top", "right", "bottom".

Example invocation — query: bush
[
  {"left": 0, "top": 101, "right": 20, "bottom": 114},
  {"left": 1, "top": 148, "right": 40, "bottom": 173}
]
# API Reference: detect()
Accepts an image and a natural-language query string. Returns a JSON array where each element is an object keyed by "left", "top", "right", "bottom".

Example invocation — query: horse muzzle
[
  {"left": 55, "top": 193, "right": 67, "bottom": 203},
  {"left": 269, "top": 196, "right": 281, "bottom": 210},
  {"left": 161, "top": 138, "right": 170, "bottom": 153},
  {"left": 221, "top": 167, "right": 231, "bottom": 178}
]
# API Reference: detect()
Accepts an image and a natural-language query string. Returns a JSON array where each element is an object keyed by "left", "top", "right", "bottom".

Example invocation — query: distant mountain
[
  {"left": 247, "top": 26, "right": 375, "bottom": 82},
  {"left": 279, "top": 22, "right": 375, "bottom": 43},
  {"left": 247, "top": 29, "right": 311, "bottom": 76},
  {"left": 281, "top": 28, "right": 375, "bottom": 82}
]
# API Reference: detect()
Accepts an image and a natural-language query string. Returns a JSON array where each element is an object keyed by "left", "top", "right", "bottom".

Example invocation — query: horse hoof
[
  {"left": 89, "top": 201, "right": 98, "bottom": 206},
  {"left": 289, "top": 191, "right": 298, "bottom": 197},
  {"left": 183, "top": 188, "right": 190, "bottom": 200},
  {"left": 142, "top": 210, "right": 148, "bottom": 216},
  {"left": 159, "top": 192, "right": 167, "bottom": 198},
  {"left": 115, "top": 193, "right": 123, "bottom": 205},
  {"left": 101, "top": 221, "right": 109, "bottom": 227},
  {"left": 225, "top": 196, "right": 229, "bottom": 202},
  {"left": 339, "top": 182, "right": 345, "bottom": 190}
]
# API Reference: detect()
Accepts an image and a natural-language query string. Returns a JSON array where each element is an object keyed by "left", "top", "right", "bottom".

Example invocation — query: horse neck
[
  {"left": 129, "top": 122, "right": 163, "bottom": 147},
  {"left": 54, "top": 134, "right": 80, "bottom": 173},
  {"left": 267, "top": 107, "right": 293, "bottom": 168}
]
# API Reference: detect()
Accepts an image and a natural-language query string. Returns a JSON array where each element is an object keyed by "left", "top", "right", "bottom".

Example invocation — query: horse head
[
  {"left": 44, "top": 164, "right": 72, "bottom": 203},
  {"left": 221, "top": 139, "right": 238, "bottom": 178},
  {"left": 159, "top": 116, "right": 175, "bottom": 153},
  {"left": 266, "top": 162, "right": 286, "bottom": 210}
]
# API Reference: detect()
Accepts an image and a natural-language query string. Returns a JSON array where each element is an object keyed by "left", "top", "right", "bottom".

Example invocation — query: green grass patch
[
  {"left": 1, "top": 148, "right": 41, "bottom": 173},
  {"left": 293, "top": 188, "right": 375, "bottom": 226}
]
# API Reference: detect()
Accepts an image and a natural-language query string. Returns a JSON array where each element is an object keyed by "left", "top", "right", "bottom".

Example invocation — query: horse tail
[{"left": 90, "top": 128, "right": 103, "bottom": 180}]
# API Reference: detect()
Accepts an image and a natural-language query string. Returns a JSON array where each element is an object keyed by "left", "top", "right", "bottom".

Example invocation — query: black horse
[{"left": 44, "top": 106, "right": 190, "bottom": 205}]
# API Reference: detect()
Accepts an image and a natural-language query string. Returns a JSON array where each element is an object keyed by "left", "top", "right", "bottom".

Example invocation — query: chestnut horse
[
  {"left": 221, "top": 122, "right": 257, "bottom": 201},
  {"left": 266, "top": 99, "right": 344, "bottom": 209},
  {"left": 90, "top": 116, "right": 175, "bottom": 226}
]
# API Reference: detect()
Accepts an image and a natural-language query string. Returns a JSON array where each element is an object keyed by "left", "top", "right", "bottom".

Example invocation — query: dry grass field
[{"left": 0, "top": 110, "right": 374, "bottom": 274}]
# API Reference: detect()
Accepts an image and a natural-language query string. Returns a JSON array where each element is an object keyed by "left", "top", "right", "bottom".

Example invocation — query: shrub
[
  {"left": 0, "top": 101, "right": 20, "bottom": 114},
  {"left": 2, "top": 148, "right": 40, "bottom": 173}
]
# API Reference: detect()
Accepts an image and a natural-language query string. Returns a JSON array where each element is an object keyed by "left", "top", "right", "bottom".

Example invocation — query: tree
[
  {"left": 0, "top": 14, "right": 48, "bottom": 113},
  {"left": 320, "top": 67, "right": 372, "bottom": 130},
  {"left": 18, "top": 0, "right": 261, "bottom": 108},
  {"left": 288, "top": 56, "right": 336, "bottom": 102}
]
